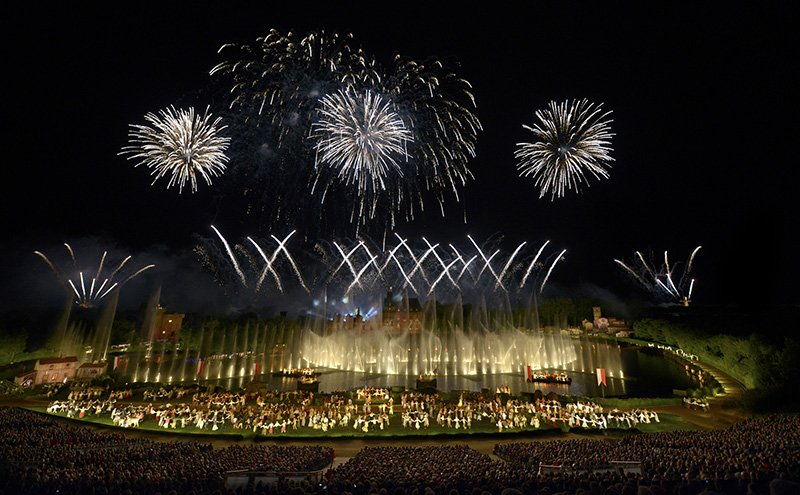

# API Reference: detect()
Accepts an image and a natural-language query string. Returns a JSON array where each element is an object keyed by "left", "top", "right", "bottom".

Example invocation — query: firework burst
[
  {"left": 516, "top": 99, "right": 614, "bottom": 200},
  {"left": 35, "top": 244, "right": 155, "bottom": 308},
  {"left": 211, "top": 30, "right": 378, "bottom": 142},
  {"left": 120, "top": 106, "right": 230, "bottom": 193},
  {"left": 211, "top": 29, "right": 481, "bottom": 234},
  {"left": 614, "top": 246, "right": 702, "bottom": 305},
  {"left": 385, "top": 57, "right": 481, "bottom": 203},
  {"left": 311, "top": 88, "right": 413, "bottom": 214}
]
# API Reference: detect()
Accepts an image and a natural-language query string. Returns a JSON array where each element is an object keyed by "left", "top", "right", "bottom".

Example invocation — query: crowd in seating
[
  {"left": 2, "top": 406, "right": 799, "bottom": 494},
  {"left": 0, "top": 408, "right": 332, "bottom": 495},
  {"left": 328, "top": 445, "right": 517, "bottom": 493},
  {"left": 495, "top": 415, "right": 800, "bottom": 494}
]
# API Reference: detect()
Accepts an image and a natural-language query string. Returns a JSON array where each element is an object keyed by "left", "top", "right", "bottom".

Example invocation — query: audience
[
  {"left": 0, "top": 408, "right": 332, "bottom": 495},
  {"left": 1, "top": 406, "right": 798, "bottom": 494}
]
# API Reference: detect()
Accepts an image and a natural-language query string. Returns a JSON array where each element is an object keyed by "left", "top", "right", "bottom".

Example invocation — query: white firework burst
[
  {"left": 121, "top": 106, "right": 231, "bottom": 193},
  {"left": 211, "top": 30, "right": 481, "bottom": 232},
  {"left": 614, "top": 246, "right": 702, "bottom": 305},
  {"left": 311, "top": 88, "right": 413, "bottom": 194},
  {"left": 515, "top": 99, "right": 614, "bottom": 200},
  {"left": 35, "top": 244, "right": 155, "bottom": 308}
]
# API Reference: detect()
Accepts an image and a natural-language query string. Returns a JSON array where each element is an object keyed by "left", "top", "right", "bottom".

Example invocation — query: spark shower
[{"left": 197, "top": 228, "right": 568, "bottom": 304}]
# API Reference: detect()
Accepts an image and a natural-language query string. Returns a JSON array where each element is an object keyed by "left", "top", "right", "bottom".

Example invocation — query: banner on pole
[
  {"left": 596, "top": 367, "right": 606, "bottom": 387},
  {"left": 526, "top": 365, "right": 532, "bottom": 382}
]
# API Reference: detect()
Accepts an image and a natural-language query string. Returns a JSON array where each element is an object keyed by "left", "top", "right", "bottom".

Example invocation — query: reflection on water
[{"left": 201, "top": 340, "right": 695, "bottom": 397}]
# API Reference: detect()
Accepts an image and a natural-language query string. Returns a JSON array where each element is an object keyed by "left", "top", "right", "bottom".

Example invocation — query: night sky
[{"left": 1, "top": 3, "right": 795, "bottom": 314}]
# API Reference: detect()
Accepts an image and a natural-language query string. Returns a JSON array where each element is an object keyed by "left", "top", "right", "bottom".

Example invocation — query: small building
[
  {"left": 344, "top": 309, "right": 367, "bottom": 332},
  {"left": 382, "top": 289, "right": 423, "bottom": 333},
  {"left": 592, "top": 306, "right": 609, "bottom": 329},
  {"left": 608, "top": 317, "right": 627, "bottom": 329},
  {"left": 154, "top": 310, "right": 185, "bottom": 343},
  {"left": 76, "top": 361, "right": 108, "bottom": 381},
  {"left": 14, "top": 370, "right": 36, "bottom": 388},
  {"left": 593, "top": 307, "right": 629, "bottom": 333},
  {"left": 34, "top": 356, "right": 78, "bottom": 385}
]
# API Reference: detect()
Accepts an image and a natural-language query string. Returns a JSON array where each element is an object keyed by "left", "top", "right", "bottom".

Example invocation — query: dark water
[
  {"left": 205, "top": 340, "right": 696, "bottom": 397},
  {"left": 616, "top": 348, "right": 696, "bottom": 397}
]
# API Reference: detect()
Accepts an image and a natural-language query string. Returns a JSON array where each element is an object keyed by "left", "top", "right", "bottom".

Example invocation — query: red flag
[
  {"left": 197, "top": 358, "right": 204, "bottom": 377},
  {"left": 596, "top": 368, "right": 606, "bottom": 387},
  {"left": 526, "top": 365, "right": 532, "bottom": 382},
  {"left": 253, "top": 362, "right": 260, "bottom": 376},
  {"left": 113, "top": 356, "right": 121, "bottom": 370}
]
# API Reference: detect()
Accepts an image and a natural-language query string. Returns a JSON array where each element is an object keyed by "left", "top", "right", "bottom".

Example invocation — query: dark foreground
[{"left": 1, "top": 407, "right": 798, "bottom": 495}]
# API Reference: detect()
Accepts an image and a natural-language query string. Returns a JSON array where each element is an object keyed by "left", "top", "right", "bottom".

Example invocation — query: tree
[{"left": 0, "top": 330, "right": 27, "bottom": 364}]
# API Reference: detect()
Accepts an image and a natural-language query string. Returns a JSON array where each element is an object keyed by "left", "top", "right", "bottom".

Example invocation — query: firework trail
[
  {"left": 423, "top": 237, "right": 456, "bottom": 289},
  {"left": 686, "top": 245, "right": 702, "bottom": 273},
  {"left": 211, "top": 225, "right": 246, "bottom": 286},
  {"left": 614, "top": 246, "right": 702, "bottom": 304},
  {"left": 636, "top": 251, "right": 656, "bottom": 279},
  {"left": 198, "top": 230, "right": 566, "bottom": 304},
  {"left": 321, "top": 234, "right": 567, "bottom": 302},
  {"left": 520, "top": 240, "right": 550, "bottom": 288},
  {"left": 63, "top": 243, "right": 75, "bottom": 264},
  {"left": 34, "top": 251, "right": 60, "bottom": 278},
  {"left": 496, "top": 242, "right": 526, "bottom": 289},
  {"left": 540, "top": 249, "right": 567, "bottom": 294},
  {"left": 516, "top": 99, "right": 614, "bottom": 200},
  {"left": 35, "top": 244, "right": 155, "bottom": 308},
  {"left": 427, "top": 257, "right": 461, "bottom": 295},
  {"left": 269, "top": 232, "right": 310, "bottom": 292},
  {"left": 120, "top": 106, "right": 230, "bottom": 193},
  {"left": 468, "top": 235, "right": 502, "bottom": 286},
  {"left": 201, "top": 227, "right": 309, "bottom": 295},
  {"left": 247, "top": 237, "right": 283, "bottom": 292},
  {"left": 613, "top": 259, "right": 648, "bottom": 287}
]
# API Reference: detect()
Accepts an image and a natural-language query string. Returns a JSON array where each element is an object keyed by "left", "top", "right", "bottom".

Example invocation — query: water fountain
[
  {"left": 116, "top": 288, "right": 578, "bottom": 389},
  {"left": 45, "top": 288, "right": 118, "bottom": 363},
  {"left": 108, "top": 286, "right": 705, "bottom": 397},
  {"left": 295, "top": 290, "right": 578, "bottom": 377}
]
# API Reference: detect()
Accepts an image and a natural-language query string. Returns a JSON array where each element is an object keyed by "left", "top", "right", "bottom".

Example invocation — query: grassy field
[
  {"left": 632, "top": 412, "right": 701, "bottom": 432},
  {"left": 25, "top": 405, "right": 697, "bottom": 440},
  {"left": 26, "top": 405, "right": 554, "bottom": 438}
]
